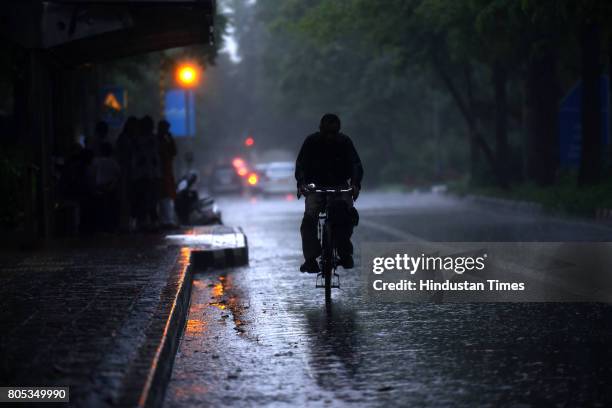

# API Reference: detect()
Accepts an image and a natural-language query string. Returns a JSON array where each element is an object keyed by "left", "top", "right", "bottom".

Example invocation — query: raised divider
[{"left": 165, "top": 225, "right": 249, "bottom": 269}]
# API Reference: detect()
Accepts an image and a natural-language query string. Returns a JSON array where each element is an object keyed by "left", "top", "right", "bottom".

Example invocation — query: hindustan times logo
[{"left": 372, "top": 253, "right": 487, "bottom": 275}]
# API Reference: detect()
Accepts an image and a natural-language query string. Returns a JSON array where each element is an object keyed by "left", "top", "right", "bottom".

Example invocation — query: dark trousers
[
  {"left": 130, "top": 179, "right": 156, "bottom": 224},
  {"left": 300, "top": 192, "right": 354, "bottom": 261}
]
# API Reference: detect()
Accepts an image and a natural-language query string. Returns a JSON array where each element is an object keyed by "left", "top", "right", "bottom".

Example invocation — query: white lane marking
[{"left": 360, "top": 218, "right": 425, "bottom": 242}]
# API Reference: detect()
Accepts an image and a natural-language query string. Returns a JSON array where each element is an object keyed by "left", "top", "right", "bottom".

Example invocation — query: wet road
[{"left": 165, "top": 192, "right": 612, "bottom": 407}]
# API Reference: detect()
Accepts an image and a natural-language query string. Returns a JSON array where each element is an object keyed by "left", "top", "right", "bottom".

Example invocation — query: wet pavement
[
  {"left": 0, "top": 234, "right": 189, "bottom": 407},
  {"left": 165, "top": 192, "right": 612, "bottom": 407}
]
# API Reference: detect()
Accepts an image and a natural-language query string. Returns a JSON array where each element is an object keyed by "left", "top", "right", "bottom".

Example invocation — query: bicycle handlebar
[{"left": 300, "top": 183, "right": 353, "bottom": 194}]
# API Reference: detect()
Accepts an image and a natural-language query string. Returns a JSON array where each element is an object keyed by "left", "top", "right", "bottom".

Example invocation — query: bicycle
[{"left": 301, "top": 183, "right": 353, "bottom": 301}]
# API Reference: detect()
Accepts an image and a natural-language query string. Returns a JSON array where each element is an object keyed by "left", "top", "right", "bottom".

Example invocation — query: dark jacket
[
  {"left": 158, "top": 131, "right": 177, "bottom": 199},
  {"left": 295, "top": 132, "right": 363, "bottom": 188}
]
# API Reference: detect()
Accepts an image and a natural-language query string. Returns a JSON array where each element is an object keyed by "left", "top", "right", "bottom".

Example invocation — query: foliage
[
  {"left": 250, "top": 0, "right": 612, "bottom": 190},
  {"left": 252, "top": 0, "right": 477, "bottom": 185},
  {"left": 451, "top": 171, "right": 612, "bottom": 217}
]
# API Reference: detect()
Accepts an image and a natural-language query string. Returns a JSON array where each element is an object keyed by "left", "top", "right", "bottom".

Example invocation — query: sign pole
[{"left": 185, "top": 89, "right": 191, "bottom": 137}]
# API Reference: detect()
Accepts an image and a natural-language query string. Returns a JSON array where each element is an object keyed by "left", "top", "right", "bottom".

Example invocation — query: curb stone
[
  {"left": 135, "top": 225, "right": 248, "bottom": 408},
  {"left": 595, "top": 208, "right": 612, "bottom": 221},
  {"left": 456, "top": 193, "right": 612, "bottom": 226}
]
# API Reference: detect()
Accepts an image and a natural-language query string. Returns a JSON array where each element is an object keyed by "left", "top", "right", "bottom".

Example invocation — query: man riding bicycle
[{"left": 295, "top": 113, "right": 364, "bottom": 273}]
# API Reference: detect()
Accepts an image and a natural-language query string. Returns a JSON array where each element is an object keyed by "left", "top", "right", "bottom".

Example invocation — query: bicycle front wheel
[{"left": 322, "top": 222, "right": 333, "bottom": 301}]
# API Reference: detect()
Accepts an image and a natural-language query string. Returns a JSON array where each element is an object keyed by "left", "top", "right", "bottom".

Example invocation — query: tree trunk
[
  {"left": 609, "top": 33, "right": 612, "bottom": 169},
  {"left": 432, "top": 56, "right": 508, "bottom": 189},
  {"left": 525, "top": 46, "right": 559, "bottom": 186},
  {"left": 465, "top": 65, "right": 480, "bottom": 185},
  {"left": 578, "top": 21, "right": 602, "bottom": 186},
  {"left": 493, "top": 61, "right": 509, "bottom": 183}
]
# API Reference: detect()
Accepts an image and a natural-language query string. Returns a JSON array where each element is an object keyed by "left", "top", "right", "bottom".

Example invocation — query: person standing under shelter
[
  {"left": 116, "top": 116, "right": 138, "bottom": 231},
  {"left": 87, "top": 121, "right": 109, "bottom": 157},
  {"left": 130, "top": 115, "right": 160, "bottom": 231},
  {"left": 89, "top": 142, "right": 121, "bottom": 232},
  {"left": 157, "top": 119, "right": 177, "bottom": 228}
]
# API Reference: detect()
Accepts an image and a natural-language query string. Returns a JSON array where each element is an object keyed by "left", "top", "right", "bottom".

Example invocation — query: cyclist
[{"left": 295, "top": 113, "right": 363, "bottom": 273}]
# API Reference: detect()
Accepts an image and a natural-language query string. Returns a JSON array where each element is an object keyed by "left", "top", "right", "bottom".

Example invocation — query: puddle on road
[
  {"left": 166, "top": 268, "right": 336, "bottom": 408},
  {"left": 185, "top": 319, "right": 205, "bottom": 335},
  {"left": 204, "top": 274, "right": 250, "bottom": 337}
]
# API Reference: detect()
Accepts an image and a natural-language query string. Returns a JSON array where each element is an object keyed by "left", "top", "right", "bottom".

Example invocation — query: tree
[
  {"left": 256, "top": 0, "right": 497, "bottom": 185},
  {"left": 578, "top": 19, "right": 602, "bottom": 186},
  {"left": 253, "top": 0, "right": 612, "bottom": 189},
  {"left": 574, "top": 0, "right": 612, "bottom": 186}
]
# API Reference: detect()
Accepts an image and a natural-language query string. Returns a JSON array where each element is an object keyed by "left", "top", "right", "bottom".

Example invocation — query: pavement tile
[{"left": 0, "top": 234, "right": 184, "bottom": 407}]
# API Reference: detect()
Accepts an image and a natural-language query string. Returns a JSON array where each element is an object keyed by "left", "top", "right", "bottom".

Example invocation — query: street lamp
[{"left": 176, "top": 63, "right": 200, "bottom": 88}]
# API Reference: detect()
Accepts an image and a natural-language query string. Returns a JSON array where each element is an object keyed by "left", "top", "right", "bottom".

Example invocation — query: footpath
[{"left": 0, "top": 225, "right": 247, "bottom": 408}]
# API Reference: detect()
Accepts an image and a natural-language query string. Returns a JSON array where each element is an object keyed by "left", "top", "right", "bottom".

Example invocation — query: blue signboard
[
  {"left": 99, "top": 86, "right": 126, "bottom": 129},
  {"left": 559, "top": 76, "right": 609, "bottom": 167},
  {"left": 164, "top": 89, "right": 196, "bottom": 137}
]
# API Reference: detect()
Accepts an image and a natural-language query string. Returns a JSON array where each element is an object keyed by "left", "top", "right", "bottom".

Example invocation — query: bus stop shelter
[{"left": 0, "top": 0, "right": 216, "bottom": 243}]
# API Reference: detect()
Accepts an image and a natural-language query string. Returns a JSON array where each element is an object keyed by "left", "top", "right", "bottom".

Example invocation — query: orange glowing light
[
  {"left": 103, "top": 92, "right": 122, "bottom": 111},
  {"left": 209, "top": 302, "right": 227, "bottom": 310},
  {"left": 237, "top": 167, "right": 248, "bottom": 176},
  {"left": 247, "top": 173, "right": 258, "bottom": 185},
  {"left": 245, "top": 137, "right": 254, "bottom": 147},
  {"left": 176, "top": 64, "right": 199, "bottom": 87},
  {"left": 186, "top": 319, "right": 205, "bottom": 335},
  {"left": 212, "top": 282, "right": 224, "bottom": 297},
  {"left": 232, "top": 157, "right": 245, "bottom": 168}
]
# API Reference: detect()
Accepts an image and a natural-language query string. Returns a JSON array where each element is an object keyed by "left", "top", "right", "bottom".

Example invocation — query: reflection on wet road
[{"left": 165, "top": 192, "right": 612, "bottom": 407}]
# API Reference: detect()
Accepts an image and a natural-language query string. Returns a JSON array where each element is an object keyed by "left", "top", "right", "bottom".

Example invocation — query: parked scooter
[{"left": 175, "top": 172, "right": 222, "bottom": 225}]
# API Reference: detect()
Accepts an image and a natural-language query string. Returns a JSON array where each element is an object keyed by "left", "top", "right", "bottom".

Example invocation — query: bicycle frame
[
  {"left": 315, "top": 206, "right": 340, "bottom": 293},
  {"left": 302, "top": 184, "right": 353, "bottom": 300}
]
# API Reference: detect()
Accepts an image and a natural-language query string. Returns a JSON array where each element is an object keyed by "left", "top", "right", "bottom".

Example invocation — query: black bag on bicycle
[{"left": 327, "top": 200, "right": 352, "bottom": 226}]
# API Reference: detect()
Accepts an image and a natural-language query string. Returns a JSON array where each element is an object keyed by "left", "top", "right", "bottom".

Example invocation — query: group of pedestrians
[
  {"left": 60, "top": 116, "right": 177, "bottom": 234},
  {"left": 116, "top": 115, "right": 178, "bottom": 231}
]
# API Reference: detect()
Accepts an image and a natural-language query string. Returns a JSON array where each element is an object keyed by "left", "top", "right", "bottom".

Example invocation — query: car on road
[
  {"left": 258, "top": 161, "right": 295, "bottom": 195},
  {"left": 209, "top": 163, "right": 244, "bottom": 195}
]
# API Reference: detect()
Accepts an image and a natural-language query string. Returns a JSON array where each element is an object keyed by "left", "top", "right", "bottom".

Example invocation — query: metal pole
[{"left": 185, "top": 89, "right": 191, "bottom": 137}]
